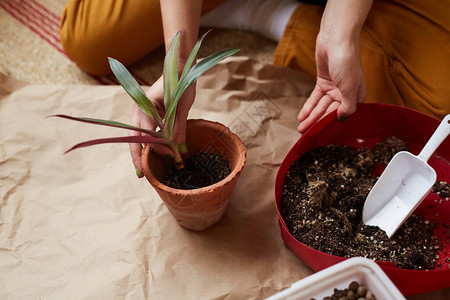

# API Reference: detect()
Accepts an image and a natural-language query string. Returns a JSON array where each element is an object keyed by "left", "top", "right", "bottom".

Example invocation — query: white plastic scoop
[{"left": 363, "top": 114, "right": 450, "bottom": 238}]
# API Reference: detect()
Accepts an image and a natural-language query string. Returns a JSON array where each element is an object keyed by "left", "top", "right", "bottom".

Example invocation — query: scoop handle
[{"left": 418, "top": 114, "right": 450, "bottom": 162}]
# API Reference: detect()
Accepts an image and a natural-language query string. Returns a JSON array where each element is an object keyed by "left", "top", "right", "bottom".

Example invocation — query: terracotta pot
[
  {"left": 141, "top": 119, "right": 247, "bottom": 231},
  {"left": 275, "top": 103, "right": 450, "bottom": 296}
]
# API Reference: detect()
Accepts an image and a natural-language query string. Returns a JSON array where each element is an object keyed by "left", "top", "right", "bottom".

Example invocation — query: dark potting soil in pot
[
  {"left": 163, "top": 151, "right": 231, "bottom": 190},
  {"left": 281, "top": 136, "right": 450, "bottom": 270}
]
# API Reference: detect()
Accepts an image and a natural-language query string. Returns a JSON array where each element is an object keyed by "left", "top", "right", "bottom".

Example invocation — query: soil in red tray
[
  {"left": 163, "top": 151, "right": 231, "bottom": 190},
  {"left": 281, "top": 136, "right": 450, "bottom": 270}
]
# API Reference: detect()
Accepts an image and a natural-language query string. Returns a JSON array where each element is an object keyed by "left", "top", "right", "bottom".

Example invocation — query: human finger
[
  {"left": 334, "top": 66, "right": 364, "bottom": 119},
  {"left": 298, "top": 85, "right": 323, "bottom": 123},
  {"left": 357, "top": 76, "right": 367, "bottom": 103},
  {"left": 129, "top": 104, "right": 146, "bottom": 177},
  {"left": 336, "top": 88, "right": 358, "bottom": 120},
  {"left": 324, "top": 100, "right": 340, "bottom": 116},
  {"left": 297, "top": 94, "right": 334, "bottom": 133}
]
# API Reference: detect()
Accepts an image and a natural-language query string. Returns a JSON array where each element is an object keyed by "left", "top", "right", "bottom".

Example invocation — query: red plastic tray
[{"left": 275, "top": 103, "right": 449, "bottom": 296}]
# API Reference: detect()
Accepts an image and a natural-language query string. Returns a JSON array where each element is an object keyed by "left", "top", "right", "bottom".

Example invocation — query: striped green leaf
[
  {"left": 165, "top": 48, "right": 241, "bottom": 133},
  {"left": 108, "top": 57, "right": 163, "bottom": 127},
  {"left": 178, "top": 30, "right": 211, "bottom": 85},
  {"left": 163, "top": 30, "right": 181, "bottom": 112},
  {"left": 64, "top": 135, "right": 168, "bottom": 154}
]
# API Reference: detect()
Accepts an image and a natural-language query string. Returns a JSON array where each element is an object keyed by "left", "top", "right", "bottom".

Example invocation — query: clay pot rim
[{"left": 142, "top": 119, "right": 247, "bottom": 196}]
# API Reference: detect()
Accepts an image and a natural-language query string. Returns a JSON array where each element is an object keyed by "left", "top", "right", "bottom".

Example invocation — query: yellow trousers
[
  {"left": 60, "top": 0, "right": 449, "bottom": 119},
  {"left": 59, "top": 0, "right": 226, "bottom": 76}
]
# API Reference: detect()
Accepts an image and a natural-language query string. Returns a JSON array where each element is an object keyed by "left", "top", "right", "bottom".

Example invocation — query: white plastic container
[{"left": 266, "top": 257, "right": 405, "bottom": 300}]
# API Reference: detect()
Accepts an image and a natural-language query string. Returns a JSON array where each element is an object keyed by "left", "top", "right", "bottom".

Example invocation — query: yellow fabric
[
  {"left": 60, "top": 0, "right": 227, "bottom": 76},
  {"left": 274, "top": 0, "right": 450, "bottom": 119}
]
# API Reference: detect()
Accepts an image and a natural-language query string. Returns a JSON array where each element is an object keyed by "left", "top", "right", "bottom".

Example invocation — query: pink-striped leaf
[
  {"left": 49, "top": 114, "right": 162, "bottom": 138},
  {"left": 64, "top": 135, "right": 168, "bottom": 154}
]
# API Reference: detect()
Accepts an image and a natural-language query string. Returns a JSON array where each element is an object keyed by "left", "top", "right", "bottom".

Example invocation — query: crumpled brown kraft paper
[{"left": 0, "top": 57, "right": 316, "bottom": 299}]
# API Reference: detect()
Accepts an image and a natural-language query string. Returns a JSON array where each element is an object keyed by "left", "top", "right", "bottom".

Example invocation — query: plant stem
[
  {"left": 168, "top": 141, "right": 185, "bottom": 170},
  {"left": 154, "top": 115, "right": 164, "bottom": 131}
]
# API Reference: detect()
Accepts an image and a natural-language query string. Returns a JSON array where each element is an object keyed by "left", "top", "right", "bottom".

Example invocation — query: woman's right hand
[
  {"left": 297, "top": 35, "right": 366, "bottom": 133},
  {"left": 297, "top": 0, "right": 373, "bottom": 133}
]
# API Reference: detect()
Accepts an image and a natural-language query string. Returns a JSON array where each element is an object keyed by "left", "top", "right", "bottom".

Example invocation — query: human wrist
[
  {"left": 319, "top": 0, "right": 372, "bottom": 44},
  {"left": 160, "top": 0, "right": 202, "bottom": 73},
  {"left": 316, "top": 31, "right": 359, "bottom": 59}
]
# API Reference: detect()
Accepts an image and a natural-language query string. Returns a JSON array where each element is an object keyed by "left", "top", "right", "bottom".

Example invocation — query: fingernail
[
  {"left": 179, "top": 142, "right": 188, "bottom": 153},
  {"left": 135, "top": 168, "right": 143, "bottom": 178},
  {"left": 339, "top": 116, "right": 348, "bottom": 122}
]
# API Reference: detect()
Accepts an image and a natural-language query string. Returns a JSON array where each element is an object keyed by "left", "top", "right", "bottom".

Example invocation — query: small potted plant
[{"left": 51, "top": 30, "right": 247, "bottom": 230}]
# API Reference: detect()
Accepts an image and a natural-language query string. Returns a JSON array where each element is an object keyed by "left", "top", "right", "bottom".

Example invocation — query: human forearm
[
  {"left": 314, "top": 0, "right": 372, "bottom": 95},
  {"left": 319, "top": 0, "right": 372, "bottom": 44},
  {"left": 297, "top": 0, "right": 371, "bottom": 133},
  {"left": 160, "top": 0, "right": 202, "bottom": 67}
]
